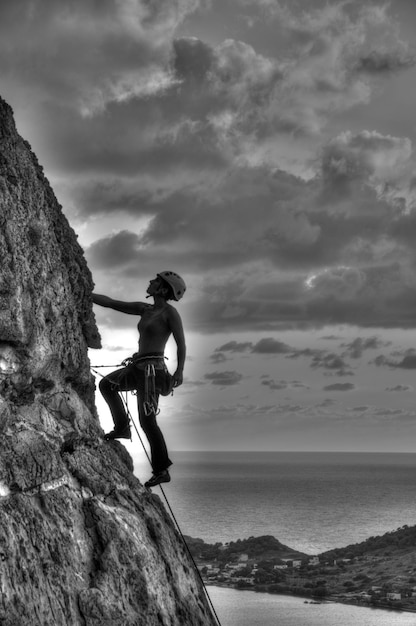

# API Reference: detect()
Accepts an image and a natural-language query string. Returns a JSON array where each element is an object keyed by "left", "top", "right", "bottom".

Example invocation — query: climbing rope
[{"left": 91, "top": 364, "right": 222, "bottom": 626}]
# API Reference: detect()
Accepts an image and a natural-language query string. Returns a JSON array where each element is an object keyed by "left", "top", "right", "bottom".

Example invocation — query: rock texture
[{"left": 0, "top": 96, "right": 216, "bottom": 626}]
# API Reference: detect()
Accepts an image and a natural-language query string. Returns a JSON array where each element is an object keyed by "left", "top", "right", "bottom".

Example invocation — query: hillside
[
  {"left": 320, "top": 523, "right": 416, "bottom": 560},
  {"left": 186, "top": 534, "right": 307, "bottom": 562},
  {"left": 188, "top": 525, "right": 416, "bottom": 611}
]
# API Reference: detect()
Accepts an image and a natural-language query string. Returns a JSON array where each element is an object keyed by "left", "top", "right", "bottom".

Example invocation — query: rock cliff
[{"left": 0, "top": 96, "right": 217, "bottom": 626}]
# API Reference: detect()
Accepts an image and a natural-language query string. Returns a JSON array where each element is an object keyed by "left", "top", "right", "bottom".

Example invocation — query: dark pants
[{"left": 99, "top": 362, "right": 172, "bottom": 473}]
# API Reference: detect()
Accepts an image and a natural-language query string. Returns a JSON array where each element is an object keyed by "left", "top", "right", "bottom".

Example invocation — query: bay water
[{"left": 133, "top": 451, "right": 416, "bottom": 625}]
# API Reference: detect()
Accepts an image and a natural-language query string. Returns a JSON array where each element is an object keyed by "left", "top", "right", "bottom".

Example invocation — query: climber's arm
[
  {"left": 168, "top": 306, "right": 186, "bottom": 387},
  {"left": 92, "top": 293, "right": 147, "bottom": 315}
]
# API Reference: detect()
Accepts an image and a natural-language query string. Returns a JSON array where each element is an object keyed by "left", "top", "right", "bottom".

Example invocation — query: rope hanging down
[{"left": 91, "top": 365, "right": 222, "bottom": 626}]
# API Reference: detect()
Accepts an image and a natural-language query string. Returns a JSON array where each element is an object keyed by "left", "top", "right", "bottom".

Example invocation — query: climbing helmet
[{"left": 157, "top": 271, "right": 186, "bottom": 301}]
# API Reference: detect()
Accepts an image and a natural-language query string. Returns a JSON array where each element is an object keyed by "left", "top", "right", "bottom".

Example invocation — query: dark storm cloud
[
  {"left": 0, "top": 0, "right": 197, "bottom": 109},
  {"left": 262, "top": 378, "right": 310, "bottom": 391},
  {"left": 204, "top": 371, "right": 243, "bottom": 386},
  {"left": 173, "top": 37, "right": 215, "bottom": 82},
  {"left": 373, "top": 350, "right": 416, "bottom": 369},
  {"left": 397, "top": 355, "right": 416, "bottom": 369},
  {"left": 310, "top": 353, "right": 354, "bottom": 377},
  {"left": 262, "top": 379, "right": 288, "bottom": 390},
  {"left": 209, "top": 353, "right": 228, "bottom": 364},
  {"left": 285, "top": 348, "right": 325, "bottom": 360},
  {"left": 340, "top": 336, "right": 390, "bottom": 359},
  {"left": 251, "top": 338, "right": 293, "bottom": 354},
  {"left": 87, "top": 231, "right": 142, "bottom": 268},
  {"left": 323, "top": 383, "right": 355, "bottom": 391},
  {"left": 215, "top": 341, "right": 253, "bottom": 352},
  {"left": 356, "top": 50, "right": 415, "bottom": 74},
  {"left": 2, "top": 0, "right": 416, "bottom": 334}
]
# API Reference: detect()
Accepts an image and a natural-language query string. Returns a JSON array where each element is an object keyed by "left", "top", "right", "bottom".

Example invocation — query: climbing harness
[{"left": 91, "top": 363, "right": 222, "bottom": 626}]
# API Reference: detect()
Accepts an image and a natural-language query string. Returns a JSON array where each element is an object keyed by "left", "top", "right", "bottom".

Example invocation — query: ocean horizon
[{"left": 134, "top": 450, "right": 416, "bottom": 552}]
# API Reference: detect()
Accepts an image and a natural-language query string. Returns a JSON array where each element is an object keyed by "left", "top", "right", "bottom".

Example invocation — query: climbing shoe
[
  {"left": 145, "top": 470, "right": 171, "bottom": 489},
  {"left": 104, "top": 425, "right": 131, "bottom": 440}
]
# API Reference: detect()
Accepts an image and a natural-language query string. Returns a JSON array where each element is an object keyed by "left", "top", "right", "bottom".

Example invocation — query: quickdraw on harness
[
  {"left": 128, "top": 354, "right": 169, "bottom": 416},
  {"left": 144, "top": 362, "right": 158, "bottom": 416}
]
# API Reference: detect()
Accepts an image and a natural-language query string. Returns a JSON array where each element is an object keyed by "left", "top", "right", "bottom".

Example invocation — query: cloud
[
  {"left": 323, "top": 382, "right": 355, "bottom": 391},
  {"left": 356, "top": 49, "right": 415, "bottom": 74},
  {"left": 0, "top": 0, "right": 197, "bottom": 113},
  {"left": 209, "top": 352, "right": 228, "bottom": 364},
  {"left": 183, "top": 378, "right": 207, "bottom": 388},
  {"left": 373, "top": 350, "right": 416, "bottom": 369},
  {"left": 173, "top": 37, "right": 215, "bottom": 83},
  {"left": 262, "top": 379, "right": 288, "bottom": 390},
  {"left": 320, "top": 130, "right": 415, "bottom": 209},
  {"left": 341, "top": 336, "right": 390, "bottom": 359},
  {"left": 396, "top": 355, "right": 416, "bottom": 369},
  {"left": 215, "top": 341, "right": 253, "bottom": 352},
  {"left": 386, "top": 385, "right": 412, "bottom": 392},
  {"left": 262, "top": 378, "right": 310, "bottom": 391},
  {"left": 317, "top": 398, "right": 335, "bottom": 407},
  {"left": 251, "top": 338, "right": 293, "bottom": 354},
  {"left": 310, "top": 352, "right": 353, "bottom": 377},
  {"left": 204, "top": 371, "right": 243, "bottom": 385},
  {"left": 238, "top": 2, "right": 415, "bottom": 137},
  {"left": 311, "top": 353, "right": 348, "bottom": 370},
  {"left": 86, "top": 230, "right": 143, "bottom": 269},
  {"left": 3, "top": 0, "right": 416, "bottom": 335}
]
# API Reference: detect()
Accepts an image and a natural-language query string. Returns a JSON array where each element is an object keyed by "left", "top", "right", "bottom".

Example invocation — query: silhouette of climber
[{"left": 92, "top": 271, "right": 186, "bottom": 488}]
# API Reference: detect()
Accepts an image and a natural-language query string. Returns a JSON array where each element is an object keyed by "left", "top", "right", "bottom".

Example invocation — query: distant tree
[
  {"left": 257, "top": 560, "right": 274, "bottom": 572},
  {"left": 254, "top": 569, "right": 275, "bottom": 584},
  {"left": 235, "top": 566, "right": 252, "bottom": 577},
  {"left": 353, "top": 573, "right": 370, "bottom": 582},
  {"left": 314, "top": 586, "right": 327, "bottom": 598}
]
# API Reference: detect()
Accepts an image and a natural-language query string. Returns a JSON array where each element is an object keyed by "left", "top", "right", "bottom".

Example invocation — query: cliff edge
[{"left": 0, "top": 96, "right": 216, "bottom": 626}]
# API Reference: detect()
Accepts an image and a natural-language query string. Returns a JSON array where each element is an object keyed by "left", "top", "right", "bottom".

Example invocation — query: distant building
[
  {"left": 386, "top": 592, "right": 401, "bottom": 601},
  {"left": 238, "top": 554, "right": 249, "bottom": 562},
  {"left": 207, "top": 568, "right": 220, "bottom": 576},
  {"left": 357, "top": 592, "right": 371, "bottom": 602}
]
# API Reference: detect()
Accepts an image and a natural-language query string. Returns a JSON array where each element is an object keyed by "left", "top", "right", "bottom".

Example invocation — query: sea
[{"left": 134, "top": 451, "right": 416, "bottom": 626}]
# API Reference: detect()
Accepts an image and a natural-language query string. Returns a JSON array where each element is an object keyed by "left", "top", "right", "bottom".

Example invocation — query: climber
[{"left": 92, "top": 271, "right": 186, "bottom": 488}]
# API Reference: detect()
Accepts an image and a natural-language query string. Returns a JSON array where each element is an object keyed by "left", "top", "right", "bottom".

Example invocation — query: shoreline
[
  {"left": 189, "top": 527, "right": 416, "bottom": 614},
  {"left": 206, "top": 582, "right": 416, "bottom": 614}
]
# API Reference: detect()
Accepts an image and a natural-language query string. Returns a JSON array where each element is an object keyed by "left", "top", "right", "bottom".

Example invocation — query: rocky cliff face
[{"left": 0, "top": 96, "right": 216, "bottom": 626}]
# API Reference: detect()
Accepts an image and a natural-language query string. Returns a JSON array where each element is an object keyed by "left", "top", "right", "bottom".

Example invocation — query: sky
[{"left": 2, "top": 0, "right": 416, "bottom": 457}]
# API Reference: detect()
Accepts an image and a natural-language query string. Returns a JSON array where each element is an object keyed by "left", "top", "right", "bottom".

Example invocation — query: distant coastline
[{"left": 187, "top": 524, "right": 416, "bottom": 613}]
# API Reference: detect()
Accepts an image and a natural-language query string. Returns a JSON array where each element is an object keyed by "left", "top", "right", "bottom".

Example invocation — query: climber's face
[{"left": 146, "top": 277, "right": 163, "bottom": 296}]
